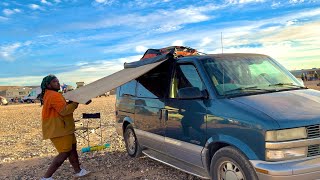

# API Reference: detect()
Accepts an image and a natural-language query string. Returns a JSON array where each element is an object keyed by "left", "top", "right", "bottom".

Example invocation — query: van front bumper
[{"left": 250, "top": 156, "right": 320, "bottom": 180}]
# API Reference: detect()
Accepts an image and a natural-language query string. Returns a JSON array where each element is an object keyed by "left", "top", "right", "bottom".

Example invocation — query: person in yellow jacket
[{"left": 40, "top": 75, "right": 90, "bottom": 180}]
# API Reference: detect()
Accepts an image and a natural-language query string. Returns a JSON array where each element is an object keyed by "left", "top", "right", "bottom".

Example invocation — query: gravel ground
[{"left": 0, "top": 96, "right": 201, "bottom": 180}]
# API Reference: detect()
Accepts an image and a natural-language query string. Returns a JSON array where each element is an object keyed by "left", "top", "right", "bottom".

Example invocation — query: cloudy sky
[{"left": 0, "top": 0, "right": 320, "bottom": 86}]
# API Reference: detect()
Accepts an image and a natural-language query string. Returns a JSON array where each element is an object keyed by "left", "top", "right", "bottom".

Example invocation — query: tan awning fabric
[{"left": 63, "top": 60, "right": 167, "bottom": 104}]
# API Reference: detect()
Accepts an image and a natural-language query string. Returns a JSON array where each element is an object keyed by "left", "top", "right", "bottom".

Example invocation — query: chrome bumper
[{"left": 251, "top": 156, "right": 320, "bottom": 180}]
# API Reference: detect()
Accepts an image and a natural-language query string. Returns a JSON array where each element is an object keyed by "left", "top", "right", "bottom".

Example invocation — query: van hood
[{"left": 233, "top": 89, "right": 320, "bottom": 129}]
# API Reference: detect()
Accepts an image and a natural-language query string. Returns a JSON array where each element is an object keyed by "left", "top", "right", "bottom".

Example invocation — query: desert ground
[
  {"left": 0, "top": 81, "right": 319, "bottom": 180},
  {"left": 0, "top": 96, "right": 200, "bottom": 180}
]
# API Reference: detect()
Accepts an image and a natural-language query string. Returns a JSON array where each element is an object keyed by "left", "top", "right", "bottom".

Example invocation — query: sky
[{"left": 0, "top": 0, "right": 320, "bottom": 86}]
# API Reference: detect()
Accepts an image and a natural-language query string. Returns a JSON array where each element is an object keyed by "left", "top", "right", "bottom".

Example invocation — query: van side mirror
[{"left": 177, "top": 87, "right": 208, "bottom": 100}]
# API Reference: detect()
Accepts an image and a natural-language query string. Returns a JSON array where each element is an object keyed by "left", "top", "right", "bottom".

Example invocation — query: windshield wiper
[
  {"left": 269, "top": 83, "right": 307, "bottom": 89},
  {"left": 224, "top": 86, "right": 272, "bottom": 94}
]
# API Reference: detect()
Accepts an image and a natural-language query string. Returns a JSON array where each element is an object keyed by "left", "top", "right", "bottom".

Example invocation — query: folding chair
[{"left": 75, "top": 113, "right": 103, "bottom": 148}]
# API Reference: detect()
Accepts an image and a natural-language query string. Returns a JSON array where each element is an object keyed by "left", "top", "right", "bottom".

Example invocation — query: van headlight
[
  {"left": 265, "top": 127, "right": 307, "bottom": 142},
  {"left": 265, "top": 127, "right": 308, "bottom": 161},
  {"left": 266, "top": 147, "right": 307, "bottom": 161}
]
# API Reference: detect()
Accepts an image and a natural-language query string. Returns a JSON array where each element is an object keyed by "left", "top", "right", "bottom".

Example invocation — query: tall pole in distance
[{"left": 221, "top": 32, "right": 223, "bottom": 54}]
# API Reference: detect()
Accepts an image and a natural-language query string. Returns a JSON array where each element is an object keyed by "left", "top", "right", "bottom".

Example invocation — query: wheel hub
[
  {"left": 219, "top": 161, "right": 244, "bottom": 180},
  {"left": 127, "top": 130, "right": 136, "bottom": 153}
]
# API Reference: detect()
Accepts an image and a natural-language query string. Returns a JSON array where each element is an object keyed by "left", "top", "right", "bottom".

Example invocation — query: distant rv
[{"left": 22, "top": 87, "right": 41, "bottom": 103}]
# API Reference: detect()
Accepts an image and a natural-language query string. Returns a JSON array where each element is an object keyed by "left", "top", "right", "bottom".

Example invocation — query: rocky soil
[{"left": 0, "top": 96, "right": 201, "bottom": 180}]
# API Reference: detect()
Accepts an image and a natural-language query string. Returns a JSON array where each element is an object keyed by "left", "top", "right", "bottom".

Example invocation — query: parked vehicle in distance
[
  {"left": 115, "top": 53, "right": 320, "bottom": 180},
  {"left": 0, "top": 96, "right": 8, "bottom": 105},
  {"left": 22, "top": 87, "right": 41, "bottom": 103}
]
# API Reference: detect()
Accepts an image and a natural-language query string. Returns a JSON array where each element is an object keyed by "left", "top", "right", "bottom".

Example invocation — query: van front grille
[
  {"left": 306, "top": 124, "right": 320, "bottom": 139},
  {"left": 308, "top": 144, "right": 320, "bottom": 157}
]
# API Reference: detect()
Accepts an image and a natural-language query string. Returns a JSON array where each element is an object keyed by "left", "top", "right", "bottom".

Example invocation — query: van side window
[
  {"left": 119, "top": 80, "right": 137, "bottom": 97},
  {"left": 136, "top": 62, "right": 171, "bottom": 98},
  {"left": 170, "top": 64, "right": 205, "bottom": 98}
]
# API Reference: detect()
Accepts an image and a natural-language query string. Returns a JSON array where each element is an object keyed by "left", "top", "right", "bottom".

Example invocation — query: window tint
[
  {"left": 170, "top": 64, "right": 205, "bottom": 98},
  {"left": 119, "top": 80, "right": 136, "bottom": 97},
  {"left": 136, "top": 61, "right": 171, "bottom": 98}
]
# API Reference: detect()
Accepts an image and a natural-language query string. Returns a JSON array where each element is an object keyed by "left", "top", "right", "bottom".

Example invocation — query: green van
[{"left": 115, "top": 53, "right": 320, "bottom": 180}]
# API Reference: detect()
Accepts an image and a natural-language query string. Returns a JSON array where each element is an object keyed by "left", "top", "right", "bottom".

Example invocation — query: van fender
[
  {"left": 204, "top": 135, "right": 259, "bottom": 160},
  {"left": 116, "top": 116, "right": 134, "bottom": 136},
  {"left": 123, "top": 116, "right": 134, "bottom": 129}
]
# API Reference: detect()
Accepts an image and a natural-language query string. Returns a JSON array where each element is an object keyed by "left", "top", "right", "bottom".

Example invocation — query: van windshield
[{"left": 202, "top": 55, "right": 305, "bottom": 97}]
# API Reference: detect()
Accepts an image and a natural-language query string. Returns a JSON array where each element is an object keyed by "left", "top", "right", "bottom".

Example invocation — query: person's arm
[
  {"left": 50, "top": 93, "right": 78, "bottom": 116},
  {"left": 59, "top": 102, "right": 78, "bottom": 116}
]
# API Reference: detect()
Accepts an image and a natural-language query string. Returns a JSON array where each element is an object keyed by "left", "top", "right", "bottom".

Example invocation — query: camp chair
[{"left": 75, "top": 113, "right": 103, "bottom": 147}]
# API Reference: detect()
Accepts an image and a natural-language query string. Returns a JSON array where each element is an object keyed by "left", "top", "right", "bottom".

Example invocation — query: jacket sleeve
[{"left": 50, "top": 93, "right": 78, "bottom": 116}]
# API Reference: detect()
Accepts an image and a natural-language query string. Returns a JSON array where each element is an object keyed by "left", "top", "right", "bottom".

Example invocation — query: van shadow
[{"left": 0, "top": 150, "right": 202, "bottom": 180}]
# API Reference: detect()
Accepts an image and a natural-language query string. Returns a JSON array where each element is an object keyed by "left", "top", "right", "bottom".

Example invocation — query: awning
[{"left": 63, "top": 59, "right": 168, "bottom": 104}]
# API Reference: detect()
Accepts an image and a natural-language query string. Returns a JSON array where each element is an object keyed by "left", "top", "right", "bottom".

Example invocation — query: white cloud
[
  {"left": 227, "top": 0, "right": 265, "bottom": 4},
  {"left": 0, "top": 76, "right": 43, "bottom": 86},
  {"left": 200, "top": 37, "right": 212, "bottom": 47},
  {"left": 41, "top": 0, "right": 53, "bottom": 5},
  {"left": 93, "top": 0, "right": 115, "bottom": 5},
  {"left": 29, "top": 4, "right": 41, "bottom": 10},
  {"left": 0, "top": 41, "right": 32, "bottom": 62},
  {"left": 286, "top": 19, "right": 298, "bottom": 26},
  {"left": 0, "top": 55, "right": 142, "bottom": 86},
  {"left": 38, "top": 34, "right": 53, "bottom": 38},
  {"left": 289, "top": 0, "right": 305, "bottom": 4},
  {"left": 172, "top": 40, "right": 184, "bottom": 46},
  {"left": 72, "top": 6, "right": 213, "bottom": 32},
  {"left": 3, "top": 9, "right": 21, "bottom": 16},
  {"left": 0, "top": 16, "right": 9, "bottom": 21},
  {"left": 153, "top": 25, "right": 182, "bottom": 33},
  {"left": 0, "top": 43, "right": 22, "bottom": 61},
  {"left": 135, "top": 45, "right": 148, "bottom": 53},
  {"left": 271, "top": 1, "right": 281, "bottom": 8}
]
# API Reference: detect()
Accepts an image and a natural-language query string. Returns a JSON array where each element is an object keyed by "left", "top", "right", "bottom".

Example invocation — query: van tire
[
  {"left": 124, "top": 125, "right": 142, "bottom": 158},
  {"left": 210, "top": 146, "right": 258, "bottom": 180}
]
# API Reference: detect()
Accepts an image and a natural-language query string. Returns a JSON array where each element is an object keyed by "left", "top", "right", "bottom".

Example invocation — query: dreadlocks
[{"left": 40, "top": 74, "right": 57, "bottom": 106}]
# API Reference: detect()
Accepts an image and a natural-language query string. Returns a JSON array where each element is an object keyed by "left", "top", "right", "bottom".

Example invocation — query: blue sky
[{"left": 0, "top": 0, "right": 320, "bottom": 86}]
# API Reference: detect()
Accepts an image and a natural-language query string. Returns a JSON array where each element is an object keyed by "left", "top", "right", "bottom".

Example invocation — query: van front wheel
[
  {"left": 210, "top": 146, "right": 258, "bottom": 180},
  {"left": 124, "top": 125, "right": 142, "bottom": 158}
]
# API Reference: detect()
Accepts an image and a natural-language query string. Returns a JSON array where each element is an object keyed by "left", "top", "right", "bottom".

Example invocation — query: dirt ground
[
  {"left": 0, "top": 96, "right": 200, "bottom": 180},
  {"left": 304, "top": 80, "right": 320, "bottom": 91}
]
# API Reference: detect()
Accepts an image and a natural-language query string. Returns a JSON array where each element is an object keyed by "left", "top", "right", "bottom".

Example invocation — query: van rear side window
[
  {"left": 136, "top": 61, "right": 171, "bottom": 98},
  {"left": 119, "top": 80, "right": 137, "bottom": 97}
]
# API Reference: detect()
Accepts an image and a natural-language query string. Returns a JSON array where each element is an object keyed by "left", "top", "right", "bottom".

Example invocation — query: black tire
[
  {"left": 124, "top": 124, "right": 142, "bottom": 157},
  {"left": 210, "top": 146, "right": 258, "bottom": 180}
]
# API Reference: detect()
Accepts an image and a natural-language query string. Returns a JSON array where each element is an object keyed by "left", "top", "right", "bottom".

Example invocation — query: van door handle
[
  {"left": 162, "top": 109, "right": 168, "bottom": 121},
  {"left": 159, "top": 109, "right": 168, "bottom": 121}
]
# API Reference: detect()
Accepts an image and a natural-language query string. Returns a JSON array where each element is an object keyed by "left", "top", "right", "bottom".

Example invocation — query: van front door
[{"left": 165, "top": 64, "right": 207, "bottom": 168}]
